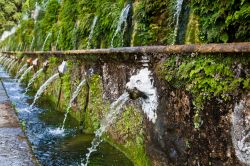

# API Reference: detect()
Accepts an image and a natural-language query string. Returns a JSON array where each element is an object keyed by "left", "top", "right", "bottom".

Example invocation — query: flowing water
[
  {"left": 9, "top": 60, "right": 18, "bottom": 73},
  {"left": 30, "top": 73, "right": 60, "bottom": 108},
  {"left": 61, "top": 79, "right": 86, "bottom": 130},
  {"left": 82, "top": 92, "right": 129, "bottom": 166},
  {"left": 30, "top": 36, "right": 35, "bottom": 51},
  {"left": 0, "top": 65, "right": 133, "bottom": 166},
  {"left": 25, "top": 68, "right": 43, "bottom": 94},
  {"left": 42, "top": 32, "right": 52, "bottom": 51},
  {"left": 126, "top": 68, "right": 158, "bottom": 123},
  {"left": 87, "top": 16, "right": 98, "bottom": 49},
  {"left": 15, "top": 63, "right": 28, "bottom": 79},
  {"left": 111, "top": 4, "right": 131, "bottom": 47},
  {"left": 55, "top": 30, "right": 61, "bottom": 50},
  {"left": 33, "top": 2, "right": 41, "bottom": 21},
  {"left": 6, "top": 59, "right": 15, "bottom": 71},
  {"left": 18, "top": 66, "right": 33, "bottom": 83},
  {"left": 172, "top": 0, "right": 184, "bottom": 44}
]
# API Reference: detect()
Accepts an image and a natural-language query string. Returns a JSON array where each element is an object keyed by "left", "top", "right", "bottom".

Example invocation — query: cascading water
[
  {"left": 18, "top": 66, "right": 33, "bottom": 83},
  {"left": 15, "top": 64, "right": 28, "bottom": 79},
  {"left": 172, "top": 0, "right": 184, "bottom": 44},
  {"left": 61, "top": 79, "right": 86, "bottom": 130},
  {"left": 6, "top": 59, "right": 15, "bottom": 71},
  {"left": 25, "top": 68, "right": 43, "bottom": 94},
  {"left": 82, "top": 92, "right": 129, "bottom": 166},
  {"left": 110, "top": 4, "right": 131, "bottom": 48},
  {"left": 87, "top": 16, "right": 98, "bottom": 49},
  {"left": 3, "top": 58, "right": 12, "bottom": 68},
  {"left": 30, "top": 60, "right": 67, "bottom": 108},
  {"left": 30, "top": 73, "right": 59, "bottom": 108},
  {"left": 30, "top": 36, "right": 35, "bottom": 51},
  {"left": 32, "top": 2, "right": 41, "bottom": 21},
  {"left": 42, "top": 32, "right": 52, "bottom": 51},
  {"left": 55, "top": 30, "right": 61, "bottom": 50},
  {"left": 9, "top": 60, "right": 19, "bottom": 73}
]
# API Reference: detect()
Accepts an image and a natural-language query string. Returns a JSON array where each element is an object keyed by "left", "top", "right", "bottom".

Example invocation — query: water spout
[
  {"left": 42, "top": 60, "right": 49, "bottom": 73},
  {"left": 111, "top": 4, "right": 131, "bottom": 48},
  {"left": 18, "top": 66, "right": 33, "bottom": 83},
  {"left": 25, "top": 68, "right": 43, "bottom": 94},
  {"left": 58, "top": 61, "right": 67, "bottom": 75},
  {"left": 82, "top": 92, "right": 129, "bottom": 166},
  {"left": 126, "top": 68, "right": 158, "bottom": 123},
  {"left": 15, "top": 64, "right": 28, "bottom": 79},
  {"left": 61, "top": 79, "right": 86, "bottom": 130},
  {"left": 30, "top": 73, "right": 60, "bottom": 108},
  {"left": 30, "top": 61, "right": 66, "bottom": 108}
]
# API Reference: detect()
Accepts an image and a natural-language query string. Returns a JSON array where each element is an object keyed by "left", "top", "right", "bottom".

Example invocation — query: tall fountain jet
[{"left": 30, "top": 61, "right": 67, "bottom": 108}]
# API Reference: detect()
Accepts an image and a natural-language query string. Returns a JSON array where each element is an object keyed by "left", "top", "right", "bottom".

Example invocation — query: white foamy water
[
  {"left": 25, "top": 68, "right": 43, "bottom": 93},
  {"left": 48, "top": 128, "right": 65, "bottom": 136},
  {"left": 18, "top": 66, "right": 33, "bottom": 83},
  {"left": 30, "top": 73, "right": 59, "bottom": 108},
  {"left": 82, "top": 92, "right": 129, "bottom": 166},
  {"left": 0, "top": 26, "right": 17, "bottom": 41},
  {"left": 61, "top": 79, "right": 86, "bottom": 129},
  {"left": 111, "top": 4, "right": 131, "bottom": 47},
  {"left": 126, "top": 68, "right": 158, "bottom": 123}
]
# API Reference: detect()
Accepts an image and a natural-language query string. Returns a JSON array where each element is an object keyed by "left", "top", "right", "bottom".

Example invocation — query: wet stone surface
[{"left": 0, "top": 81, "right": 35, "bottom": 166}]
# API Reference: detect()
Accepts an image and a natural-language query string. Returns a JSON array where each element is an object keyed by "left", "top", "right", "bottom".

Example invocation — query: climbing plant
[
  {"left": 161, "top": 54, "right": 250, "bottom": 127},
  {"left": 192, "top": 0, "right": 250, "bottom": 43}
]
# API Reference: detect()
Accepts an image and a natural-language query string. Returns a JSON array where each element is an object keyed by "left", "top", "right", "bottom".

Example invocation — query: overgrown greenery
[
  {"left": 161, "top": 54, "right": 250, "bottom": 127},
  {"left": 0, "top": 0, "right": 22, "bottom": 34},
  {"left": 132, "top": 0, "right": 176, "bottom": 45},
  {"left": 192, "top": 0, "right": 250, "bottom": 43}
]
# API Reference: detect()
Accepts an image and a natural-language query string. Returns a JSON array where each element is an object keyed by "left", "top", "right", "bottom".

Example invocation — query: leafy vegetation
[
  {"left": 161, "top": 54, "right": 250, "bottom": 127},
  {"left": 0, "top": 0, "right": 22, "bottom": 34},
  {"left": 192, "top": 0, "right": 250, "bottom": 43}
]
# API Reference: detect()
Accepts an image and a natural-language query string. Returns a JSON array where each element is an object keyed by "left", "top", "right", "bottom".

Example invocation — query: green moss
[
  {"left": 191, "top": 0, "right": 250, "bottom": 42},
  {"left": 161, "top": 54, "right": 250, "bottom": 127},
  {"left": 106, "top": 106, "right": 151, "bottom": 166},
  {"left": 185, "top": 11, "right": 200, "bottom": 44},
  {"left": 84, "top": 74, "right": 108, "bottom": 132},
  {"left": 132, "top": 0, "right": 175, "bottom": 46}
]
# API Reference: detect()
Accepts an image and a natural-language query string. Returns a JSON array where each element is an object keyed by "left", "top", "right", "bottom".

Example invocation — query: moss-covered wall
[
  {"left": 10, "top": 55, "right": 150, "bottom": 166},
  {"left": 1, "top": 0, "right": 250, "bottom": 165}
]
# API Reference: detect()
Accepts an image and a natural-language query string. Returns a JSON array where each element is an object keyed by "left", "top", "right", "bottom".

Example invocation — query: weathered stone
[{"left": 0, "top": 80, "right": 36, "bottom": 166}]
